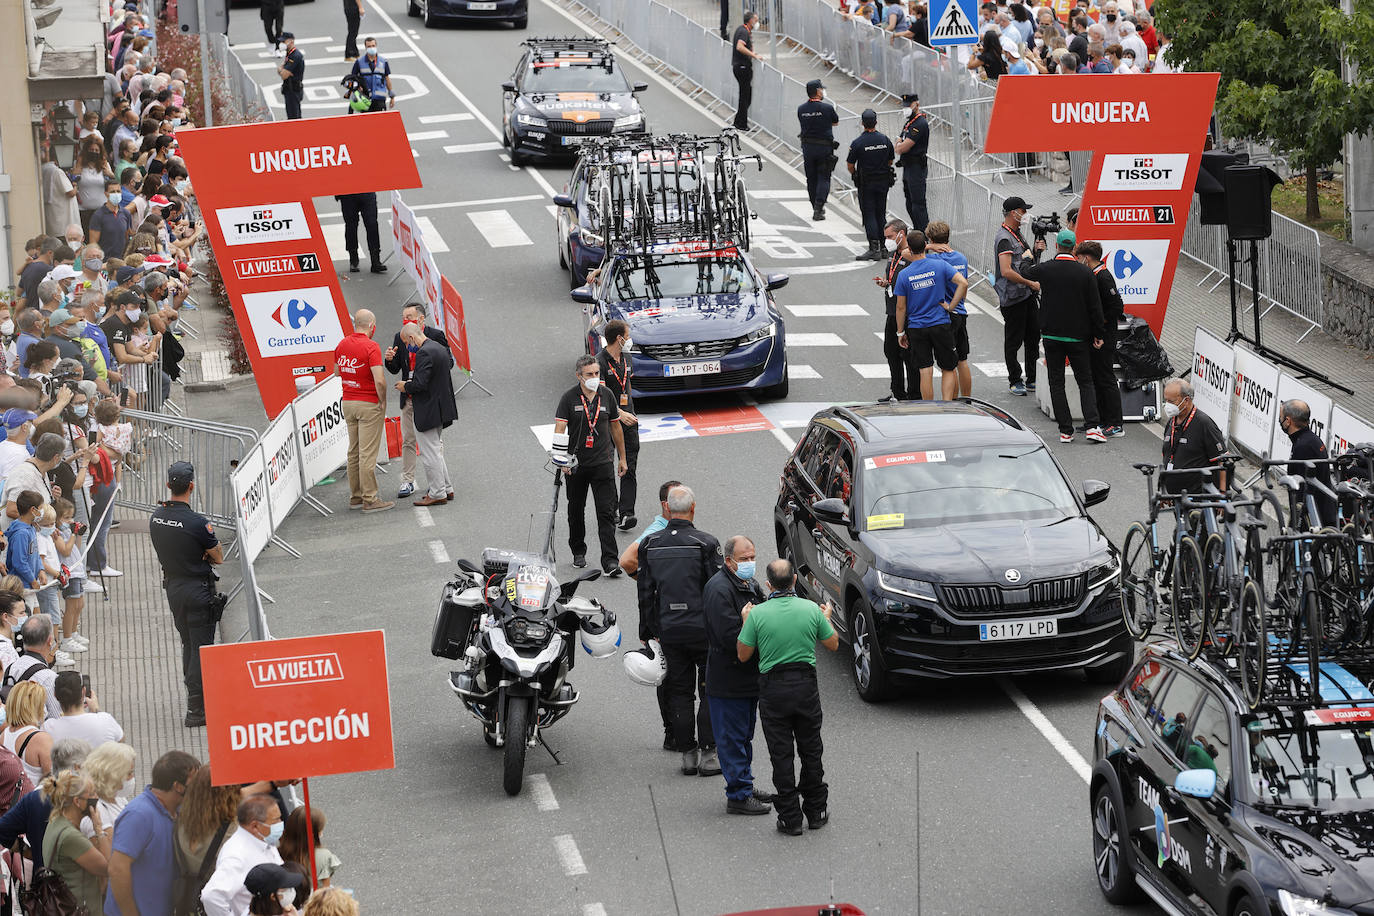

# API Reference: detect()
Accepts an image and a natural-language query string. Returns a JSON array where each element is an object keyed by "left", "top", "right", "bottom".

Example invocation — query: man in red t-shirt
[{"left": 332, "top": 308, "right": 393, "bottom": 512}]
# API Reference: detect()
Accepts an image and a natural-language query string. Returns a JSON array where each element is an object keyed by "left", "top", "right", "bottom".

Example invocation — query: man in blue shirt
[
  {"left": 349, "top": 37, "right": 395, "bottom": 112},
  {"left": 894, "top": 231, "right": 969, "bottom": 401},
  {"left": 924, "top": 220, "right": 973, "bottom": 398},
  {"left": 107, "top": 750, "right": 200, "bottom": 916}
]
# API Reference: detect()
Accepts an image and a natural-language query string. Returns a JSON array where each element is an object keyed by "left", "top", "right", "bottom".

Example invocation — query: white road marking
[
  {"left": 419, "top": 113, "right": 475, "bottom": 124},
  {"left": 239, "top": 35, "right": 335, "bottom": 51},
  {"left": 428, "top": 539, "right": 450, "bottom": 565},
  {"left": 320, "top": 224, "right": 349, "bottom": 262},
  {"left": 527, "top": 773, "right": 560, "bottom": 811},
  {"left": 406, "top": 130, "right": 449, "bottom": 141},
  {"left": 750, "top": 189, "right": 811, "bottom": 199},
  {"left": 779, "top": 200, "right": 865, "bottom": 238},
  {"left": 444, "top": 142, "right": 504, "bottom": 155},
  {"left": 1000, "top": 679, "right": 1091, "bottom": 784},
  {"left": 973, "top": 361, "right": 1009, "bottom": 378},
  {"left": 785, "top": 303, "right": 867, "bottom": 318},
  {"left": 364, "top": 0, "right": 561, "bottom": 199},
  {"left": 553, "top": 835, "right": 588, "bottom": 876},
  {"left": 583, "top": 905, "right": 607, "bottom": 916},
  {"left": 771, "top": 427, "right": 797, "bottom": 450},
  {"left": 791, "top": 365, "right": 822, "bottom": 379},
  {"left": 243, "top": 61, "right": 287, "bottom": 72},
  {"left": 415, "top": 216, "right": 449, "bottom": 253},
  {"left": 468, "top": 210, "right": 534, "bottom": 248},
  {"left": 851, "top": 364, "right": 890, "bottom": 379},
  {"left": 787, "top": 332, "right": 846, "bottom": 347},
  {"left": 414, "top": 507, "right": 434, "bottom": 529}
]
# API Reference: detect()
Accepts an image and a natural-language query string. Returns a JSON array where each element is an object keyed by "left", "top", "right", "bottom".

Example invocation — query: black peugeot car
[
  {"left": 773, "top": 400, "right": 1128, "bottom": 701},
  {"left": 500, "top": 38, "right": 647, "bottom": 164},
  {"left": 1093, "top": 645, "right": 1374, "bottom": 916}
]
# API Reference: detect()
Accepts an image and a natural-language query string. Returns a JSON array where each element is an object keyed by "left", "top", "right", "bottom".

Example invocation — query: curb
[{"left": 184, "top": 373, "right": 257, "bottom": 393}]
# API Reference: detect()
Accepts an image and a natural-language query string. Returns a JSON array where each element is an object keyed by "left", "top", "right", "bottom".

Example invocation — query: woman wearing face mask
[
  {"left": 79, "top": 741, "right": 137, "bottom": 842},
  {"left": 246, "top": 862, "right": 306, "bottom": 916},
  {"left": 41, "top": 769, "right": 112, "bottom": 915},
  {"left": 74, "top": 142, "right": 114, "bottom": 235},
  {"left": 0, "top": 590, "right": 24, "bottom": 674},
  {"left": 23, "top": 340, "right": 61, "bottom": 383},
  {"left": 174, "top": 766, "right": 241, "bottom": 911}
]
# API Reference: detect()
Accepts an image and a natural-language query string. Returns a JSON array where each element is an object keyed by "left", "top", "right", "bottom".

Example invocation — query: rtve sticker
[
  {"left": 1095, "top": 154, "right": 1190, "bottom": 192},
  {"left": 215, "top": 202, "right": 312, "bottom": 246},
  {"left": 1088, "top": 205, "right": 1175, "bottom": 226}
]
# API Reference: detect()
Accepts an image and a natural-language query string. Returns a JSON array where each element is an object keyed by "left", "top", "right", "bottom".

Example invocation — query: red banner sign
[
  {"left": 176, "top": 114, "right": 421, "bottom": 417},
  {"left": 983, "top": 74, "right": 1219, "bottom": 337},
  {"left": 1304, "top": 706, "right": 1374, "bottom": 727},
  {"left": 200, "top": 630, "right": 395, "bottom": 785},
  {"left": 441, "top": 278, "right": 472, "bottom": 374}
]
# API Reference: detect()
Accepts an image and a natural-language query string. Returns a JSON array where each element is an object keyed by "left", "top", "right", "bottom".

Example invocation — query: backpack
[
  {"left": 0, "top": 746, "right": 33, "bottom": 819},
  {"left": 0, "top": 660, "right": 46, "bottom": 704},
  {"left": 20, "top": 867, "right": 89, "bottom": 916}
]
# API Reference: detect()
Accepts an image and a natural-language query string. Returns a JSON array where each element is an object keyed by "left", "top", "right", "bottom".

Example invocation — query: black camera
[{"left": 1031, "top": 211, "right": 1063, "bottom": 243}]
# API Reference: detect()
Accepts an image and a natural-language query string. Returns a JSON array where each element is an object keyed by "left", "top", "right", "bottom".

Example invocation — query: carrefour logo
[
  {"left": 1098, "top": 239, "right": 1170, "bottom": 305},
  {"left": 1111, "top": 249, "right": 1145, "bottom": 281},
  {"left": 272, "top": 299, "right": 318, "bottom": 330}
]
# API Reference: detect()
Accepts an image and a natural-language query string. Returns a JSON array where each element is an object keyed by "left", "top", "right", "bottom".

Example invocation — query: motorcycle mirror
[
  {"left": 559, "top": 568, "right": 602, "bottom": 600},
  {"left": 457, "top": 558, "right": 481, "bottom": 575}
]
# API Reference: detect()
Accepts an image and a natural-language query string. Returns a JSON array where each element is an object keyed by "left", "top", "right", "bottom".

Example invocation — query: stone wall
[{"left": 1321, "top": 236, "right": 1374, "bottom": 352}]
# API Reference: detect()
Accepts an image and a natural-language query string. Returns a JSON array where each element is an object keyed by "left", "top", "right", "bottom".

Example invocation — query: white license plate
[
  {"left": 978, "top": 618, "right": 1059, "bottom": 641},
  {"left": 664, "top": 360, "right": 720, "bottom": 377},
  {"left": 468, "top": 2, "right": 498, "bottom": 8},
  {"left": 561, "top": 136, "right": 586, "bottom": 146}
]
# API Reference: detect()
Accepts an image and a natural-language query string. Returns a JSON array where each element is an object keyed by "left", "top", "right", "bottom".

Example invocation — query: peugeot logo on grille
[
  {"left": 684, "top": 343, "right": 697, "bottom": 356},
  {"left": 1004, "top": 569, "right": 1022, "bottom": 583}
]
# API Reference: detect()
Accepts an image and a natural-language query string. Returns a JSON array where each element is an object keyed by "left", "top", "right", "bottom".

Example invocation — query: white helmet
[
  {"left": 623, "top": 639, "right": 667, "bottom": 686},
  {"left": 579, "top": 614, "right": 622, "bottom": 658}
]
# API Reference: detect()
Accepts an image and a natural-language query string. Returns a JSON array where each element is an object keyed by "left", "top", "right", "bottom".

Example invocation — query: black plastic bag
[{"left": 1116, "top": 315, "right": 1175, "bottom": 388}]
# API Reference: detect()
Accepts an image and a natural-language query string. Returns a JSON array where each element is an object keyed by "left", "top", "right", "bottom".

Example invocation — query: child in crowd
[
  {"left": 33, "top": 504, "right": 63, "bottom": 633},
  {"left": 124, "top": 312, "right": 156, "bottom": 407},
  {"left": 50, "top": 497, "right": 87, "bottom": 654},
  {"left": 5, "top": 491, "right": 46, "bottom": 600},
  {"left": 94, "top": 399, "right": 132, "bottom": 472},
  {"left": 280, "top": 806, "right": 342, "bottom": 888}
]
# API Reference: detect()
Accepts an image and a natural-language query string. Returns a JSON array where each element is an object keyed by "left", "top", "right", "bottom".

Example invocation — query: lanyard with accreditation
[
  {"left": 1164, "top": 406, "right": 1196, "bottom": 471},
  {"left": 579, "top": 390, "right": 602, "bottom": 449}
]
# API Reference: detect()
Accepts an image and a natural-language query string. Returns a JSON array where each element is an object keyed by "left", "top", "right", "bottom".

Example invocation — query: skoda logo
[
  {"left": 271, "top": 298, "right": 318, "bottom": 330},
  {"left": 1004, "top": 569, "right": 1022, "bottom": 583}
]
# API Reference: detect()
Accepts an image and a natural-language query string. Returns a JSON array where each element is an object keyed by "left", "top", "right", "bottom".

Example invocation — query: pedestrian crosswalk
[{"left": 467, "top": 210, "right": 533, "bottom": 248}]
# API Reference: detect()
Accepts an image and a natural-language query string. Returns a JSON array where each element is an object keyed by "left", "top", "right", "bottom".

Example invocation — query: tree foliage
[{"left": 1153, "top": 0, "right": 1374, "bottom": 218}]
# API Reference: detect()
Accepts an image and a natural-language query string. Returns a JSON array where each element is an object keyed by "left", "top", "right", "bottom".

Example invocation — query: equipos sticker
[
  {"left": 864, "top": 450, "right": 945, "bottom": 470},
  {"left": 866, "top": 513, "right": 905, "bottom": 530}
]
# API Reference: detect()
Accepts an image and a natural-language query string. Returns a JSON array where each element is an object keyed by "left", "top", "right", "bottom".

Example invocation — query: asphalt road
[{"left": 206, "top": 3, "right": 1165, "bottom": 913}]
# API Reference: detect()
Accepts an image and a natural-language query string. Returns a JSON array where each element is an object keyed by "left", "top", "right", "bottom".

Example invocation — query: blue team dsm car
[{"left": 571, "top": 241, "right": 790, "bottom": 400}]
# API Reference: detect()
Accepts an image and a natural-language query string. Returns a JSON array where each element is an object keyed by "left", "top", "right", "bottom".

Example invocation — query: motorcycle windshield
[{"left": 511, "top": 564, "right": 557, "bottom": 616}]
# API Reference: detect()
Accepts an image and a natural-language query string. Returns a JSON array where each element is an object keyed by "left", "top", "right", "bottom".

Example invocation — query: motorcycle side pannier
[{"left": 431, "top": 581, "right": 483, "bottom": 659}]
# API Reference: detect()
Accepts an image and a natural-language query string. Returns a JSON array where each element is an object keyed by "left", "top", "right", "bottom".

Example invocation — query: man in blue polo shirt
[
  {"left": 924, "top": 220, "right": 974, "bottom": 398},
  {"left": 107, "top": 750, "right": 200, "bottom": 916},
  {"left": 894, "top": 230, "right": 969, "bottom": 401}
]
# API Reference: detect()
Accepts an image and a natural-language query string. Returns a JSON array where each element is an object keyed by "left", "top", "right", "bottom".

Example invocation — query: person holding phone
[
  {"left": 43, "top": 769, "right": 112, "bottom": 915},
  {"left": 44, "top": 671, "right": 124, "bottom": 748}
]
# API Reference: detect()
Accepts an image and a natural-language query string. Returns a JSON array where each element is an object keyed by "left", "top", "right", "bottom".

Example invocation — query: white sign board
[
  {"left": 1330, "top": 406, "right": 1374, "bottom": 456},
  {"left": 231, "top": 446, "right": 272, "bottom": 563},
  {"left": 260, "top": 407, "right": 304, "bottom": 523},
  {"left": 1269, "top": 373, "right": 1335, "bottom": 462},
  {"left": 1229, "top": 345, "right": 1280, "bottom": 458},
  {"left": 292, "top": 375, "right": 349, "bottom": 490},
  {"left": 1190, "top": 327, "right": 1233, "bottom": 437}
]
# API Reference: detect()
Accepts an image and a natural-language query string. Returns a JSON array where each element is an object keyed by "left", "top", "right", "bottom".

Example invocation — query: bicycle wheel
[
  {"left": 1326, "top": 534, "right": 1364, "bottom": 644},
  {"left": 1119, "top": 522, "right": 1157, "bottom": 640},
  {"left": 1269, "top": 543, "right": 1302, "bottom": 668},
  {"left": 1302, "top": 572, "right": 1322, "bottom": 699},
  {"left": 734, "top": 178, "right": 751, "bottom": 252},
  {"left": 1171, "top": 536, "right": 1208, "bottom": 659},
  {"left": 1201, "top": 533, "right": 1228, "bottom": 649},
  {"left": 1237, "top": 578, "right": 1267, "bottom": 710}
]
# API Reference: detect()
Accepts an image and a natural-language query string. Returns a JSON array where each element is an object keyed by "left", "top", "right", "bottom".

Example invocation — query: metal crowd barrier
[{"left": 207, "top": 32, "right": 273, "bottom": 125}]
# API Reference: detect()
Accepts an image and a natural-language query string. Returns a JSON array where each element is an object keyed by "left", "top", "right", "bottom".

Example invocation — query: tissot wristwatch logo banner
[
  {"left": 1095, "top": 155, "right": 1190, "bottom": 192},
  {"left": 216, "top": 202, "right": 312, "bottom": 246}
]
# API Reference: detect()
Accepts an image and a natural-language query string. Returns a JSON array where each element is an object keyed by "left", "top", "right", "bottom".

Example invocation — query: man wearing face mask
[
  {"left": 0, "top": 410, "right": 36, "bottom": 479},
  {"left": 993, "top": 196, "right": 1043, "bottom": 397},
  {"left": 199, "top": 795, "right": 284, "bottom": 916},
  {"left": 1160, "top": 378, "right": 1228, "bottom": 495},
  {"left": 276, "top": 33, "right": 305, "bottom": 121},
  {"left": 395, "top": 323, "right": 456, "bottom": 508},
  {"left": 106, "top": 749, "right": 201, "bottom": 916},
  {"left": 44, "top": 310, "right": 97, "bottom": 382},
  {"left": 1098, "top": 0, "right": 1124, "bottom": 44},
  {"left": 383, "top": 302, "right": 449, "bottom": 500},
  {"left": 333, "top": 310, "right": 392, "bottom": 513},
  {"left": 552, "top": 355, "right": 627, "bottom": 574},
  {"left": 703, "top": 535, "right": 772, "bottom": 815},
  {"left": 596, "top": 320, "right": 640, "bottom": 530},
  {"left": 101, "top": 289, "right": 155, "bottom": 384},
  {"left": 88, "top": 181, "right": 133, "bottom": 271},
  {"left": 1281, "top": 399, "right": 1337, "bottom": 528},
  {"left": 349, "top": 37, "right": 395, "bottom": 112}
]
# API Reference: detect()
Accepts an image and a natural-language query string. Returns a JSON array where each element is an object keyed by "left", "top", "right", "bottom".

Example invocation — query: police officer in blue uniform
[
  {"left": 797, "top": 80, "right": 839, "bottom": 222},
  {"left": 148, "top": 462, "right": 224, "bottom": 728},
  {"left": 895, "top": 94, "right": 930, "bottom": 234},
  {"left": 847, "top": 109, "right": 895, "bottom": 261}
]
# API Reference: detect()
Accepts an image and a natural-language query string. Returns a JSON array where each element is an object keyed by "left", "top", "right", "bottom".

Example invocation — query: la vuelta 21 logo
[{"left": 981, "top": 73, "right": 1220, "bottom": 337}]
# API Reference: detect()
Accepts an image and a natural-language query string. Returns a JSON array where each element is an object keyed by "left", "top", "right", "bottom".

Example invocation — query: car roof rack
[
  {"left": 955, "top": 396, "right": 1025, "bottom": 430},
  {"left": 522, "top": 37, "right": 616, "bottom": 66},
  {"left": 826, "top": 406, "right": 871, "bottom": 440},
  {"left": 1199, "top": 646, "right": 1374, "bottom": 714}
]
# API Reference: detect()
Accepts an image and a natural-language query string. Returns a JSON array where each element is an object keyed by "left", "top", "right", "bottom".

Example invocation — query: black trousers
[
  {"left": 262, "top": 6, "right": 284, "bottom": 46},
  {"left": 566, "top": 462, "right": 618, "bottom": 569},
  {"left": 902, "top": 164, "right": 928, "bottom": 233},
  {"left": 343, "top": 0, "right": 361, "bottom": 59},
  {"left": 733, "top": 64, "right": 752, "bottom": 129},
  {"left": 883, "top": 313, "right": 912, "bottom": 400},
  {"left": 1090, "top": 323, "right": 1123, "bottom": 429},
  {"left": 340, "top": 193, "right": 381, "bottom": 264},
  {"left": 618, "top": 422, "right": 639, "bottom": 518},
  {"left": 857, "top": 183, "right": 888, "bottom": 245},
  {"left": 1043, "top": 337, "right": 1100, "bottom": 434},
  {"left": 662, "top": 642, "right": 713, "bottom": 752},
  {"left": 1000, "top": 296, "right": 1040, "bottom": 387},
  {"left": 283, "top": 88, "right": 303, "bottom": 120},
  {"left": 719, "top": 0, "right": 729, "bottom": 36},
  {"left": 759, "top": 665, "right": 826, "bottom": 825},
  {"left": 802, "top": 148, "right": 834, "bottom": 211},
  {"left": 165, "top": 578, "right": 218, "bottom": 715}
]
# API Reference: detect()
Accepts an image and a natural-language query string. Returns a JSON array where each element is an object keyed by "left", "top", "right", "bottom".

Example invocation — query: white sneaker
[
  {"left": 69, "top": 632, "right": 89, "bottom": 648},
  {"left": 99, "top": 567, "right": 123, "bottom": 577},
  {"left": 84, "top": 580, "right": 104, "bottom": 593},
  {"left": 54, "top": 650, "right": 75, "bottom": 668},
  {"left": 59, "top": 638, "right": 87, "bottom": 654}
]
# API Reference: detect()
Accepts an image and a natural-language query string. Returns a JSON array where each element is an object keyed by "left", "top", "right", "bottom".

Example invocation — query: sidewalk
[{"left": 644, "top": 0, "right": 1374, "bottom": 422}]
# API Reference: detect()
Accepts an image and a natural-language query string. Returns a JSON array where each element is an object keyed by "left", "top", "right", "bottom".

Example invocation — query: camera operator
[{"left": 993, "top": 197, "right": 1043, "bottom": 397}]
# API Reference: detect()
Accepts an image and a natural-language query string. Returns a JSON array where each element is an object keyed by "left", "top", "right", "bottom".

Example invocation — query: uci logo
[
  {"left": 271, "top": 298, "right": 318, "bottom": 330},
  {"left": 1111, "top": 249, "right": 1145, "bottom": 280},
  {"left": 252, "top": 209, "right": 273, "bottom": 220}
]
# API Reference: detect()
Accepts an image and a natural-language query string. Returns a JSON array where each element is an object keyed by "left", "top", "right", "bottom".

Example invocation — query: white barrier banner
[
  {"left": 389, "top": 192, "right": 444, "bottom": 326},
  {"left": 231, "top": 446, "right": 272, "bottom": 563},
  {"left": 1330, "top": 406, "right": 1374, "bottom": 455},
  {"left": 1229, "top": 345, "right": 1280, "bottom": 458},
  {"left": 293, "top": 375, "right": 349, "bottom": 490},
  {"left": 1190, "top": 326, "right": 1233, "bottom": 436},
  {"left": 1269, "top": 373, "right": 1334, "bottom": 462},
  {"left": 260, "top": 407, "right": 304, "bottom": 520}
]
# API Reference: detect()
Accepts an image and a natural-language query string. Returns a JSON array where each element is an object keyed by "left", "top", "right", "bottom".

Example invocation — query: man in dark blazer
[
  {"left": 395, "top": 323, "right": 457, "bottom": 507},
  {"left": 383, "top": 302, "right": 450, "bottom": 499}
]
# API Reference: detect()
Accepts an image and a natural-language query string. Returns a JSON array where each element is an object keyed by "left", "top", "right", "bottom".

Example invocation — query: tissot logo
[
  {"left": 1096, "top": 154, "right": 1190, "bottom": 192},
  {"left": 1134, "top": 157, "right": 1152, "bottom": 168},
  {"left": 252, "top": 209, "right": 273, "bottom": 220},
  {"left": 216, "top": 202, "right": 312, "bottom": 246}
]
